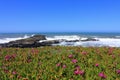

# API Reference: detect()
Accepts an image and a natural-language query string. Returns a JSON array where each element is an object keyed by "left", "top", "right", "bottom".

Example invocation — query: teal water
[{"left": 0, "top": 32, "right": 120, "bottom": 38}]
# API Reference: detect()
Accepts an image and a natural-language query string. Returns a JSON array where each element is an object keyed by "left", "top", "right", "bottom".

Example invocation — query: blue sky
[{"left": 0, "top": 0, "right": 120, "bottom": 33}]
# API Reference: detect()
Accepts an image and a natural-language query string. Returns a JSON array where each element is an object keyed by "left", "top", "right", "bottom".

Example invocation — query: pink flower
[
  {"left": 79, "top": 70, "right": 84, "bottom": 76},
  {"left": 74, "top": 69, "right": 84, "bottom": 76},
  {"left": 116, "top": 70, "right": 120, "bottom": 74},
  {"left": 108, "top": 47, "right": 114, "bottom": 55},
  {"left": 98, "top": 72, "right": 106, "bottom": 79},
  {"left": 56, "top": 63, "right": 61, "bottom": 67},
  {"left": 74, "top": 69, "right": 80, "bottom": 75},
  {"left": 95, "top": 63, "right": 99, "bottom": 67},
  {"left": 32, "top": 48, "right": 38, "bottom": 54},
  {"left": 72, "top": 59, "right": 78, "bottom": 63},
  {"left": 27, "top": 59, "right": 32, "bottom": 63},
  {"left": 4, "top": 54, "right": 16, "bottom": 61},
  {"left": 62, "top": 64, "right": 66, "bottom": 68},
  {"left": 5, "top": 55, "right": 11, "bottom": 61},
  {"left": 81, "top": 51, "right": 87, "bottom": 55},
  {"left": 11, "top": 54, "right": 16, "bottom": 58},
  {"left": 75, "top": 65, "right": 80, "bottom": 69},
  {"left": 4, "top": 69, "right": 9, "bottom": 73},
  {"left": 17, "top": 75, "right": 22, "bottom": 79},
  {"left": 68, "top": 54, "right": 73, "bottom": 58},
  {"left": 112, "top": 54, "right": 115, "bottom": 58},
  {"left": 12, "top": 71, "right": 17, "bottom": 75}
]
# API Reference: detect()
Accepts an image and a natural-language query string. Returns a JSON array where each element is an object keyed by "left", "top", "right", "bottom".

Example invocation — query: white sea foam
[
  {"left": 1, "top": 34, "right": 120, "bottom": 47},
  {"left": 98, "top": 38, "right": 120, "bottom": 47},
  {"left": 49, "top": 36, "right": 120, "bottom": 47},
  {"left": 0, "top": 35, "right": 30, "bottom": 44},
  {"left": 46, "top": 35, "right": 81, "bottom": 41}
]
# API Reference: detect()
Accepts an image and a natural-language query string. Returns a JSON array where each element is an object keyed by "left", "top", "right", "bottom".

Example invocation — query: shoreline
[{"left": 0, "top": 33, "right": 120, "bottom": 47}]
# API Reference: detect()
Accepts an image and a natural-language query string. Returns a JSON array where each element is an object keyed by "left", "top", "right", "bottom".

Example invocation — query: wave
[
  {"left": 46, "top": 35, "right": 120, "bottom": 47},
  {"left": 0, "top": 35, "right": 30, "bottom": 44},
  {"left": 46, "top": 35, "right": 82, "bottom": 41},
  {"left": 1, "top": 34, "right": 120, "bottom": 47},
  {"left": 57, "top": 38, "right": 120, "bottom": 47}
]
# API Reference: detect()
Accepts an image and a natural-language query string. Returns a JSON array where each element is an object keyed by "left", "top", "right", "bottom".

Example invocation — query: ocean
[{"left": 0, "top": 32, "right": 120, "bottom": 47}]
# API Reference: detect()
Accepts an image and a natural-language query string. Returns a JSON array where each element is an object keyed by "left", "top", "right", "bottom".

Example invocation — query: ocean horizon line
[{"left": 0, "top": 32, "right": 120, "bottom": 34}]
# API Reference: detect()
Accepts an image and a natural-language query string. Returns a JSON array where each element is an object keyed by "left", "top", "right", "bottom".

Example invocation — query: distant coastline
[{"left": 0, "top": 32, "right": 120, "bottom": 47}]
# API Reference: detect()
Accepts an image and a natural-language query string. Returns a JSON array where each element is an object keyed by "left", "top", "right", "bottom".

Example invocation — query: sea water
[{"left": 0, "top": 32, "right": 120, "bottom": 47}]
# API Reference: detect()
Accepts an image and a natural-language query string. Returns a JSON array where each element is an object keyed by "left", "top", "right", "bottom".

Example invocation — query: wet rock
[
  {"left": 65, "top": 40, "right": 79, "bottom": 42},
  {"left": 0, "top": 35, "right": 46, "bottom": 48},
  {"left": 81, "top": 38, "right": 98, "bottom": 41},
  {"left": 39, "top": 40, "right": 60, "bottom": 46}
]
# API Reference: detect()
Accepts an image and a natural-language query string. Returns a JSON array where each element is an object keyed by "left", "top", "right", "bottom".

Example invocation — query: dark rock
[
  {"left": 65, "top": 40, "right": 79, "bottom": 42},
  {"left": 0, "top": 35, "right": 46, "bottom": 48},
  {"left": 39, "top": 40, "right": 60, "bottom": 46},
  {"left": 81, "top": 38, "right": 98, "bottom": 41}
]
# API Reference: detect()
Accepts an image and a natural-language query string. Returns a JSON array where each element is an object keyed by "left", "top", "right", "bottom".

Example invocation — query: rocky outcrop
[
  {"left": 65, "top": 40, "right": 79, "bottom": 42},
  {"left": 0, "top": 35, "right": 47, "bottom": 48},
  {"left": 0, "top": 35, "right": 99, "bottom": 48},
  {"left": 39, "top": 40, "right": 60, "bottom": 46},
  {"left": 81, "top": 38, "right": 98, "bottom": 41}
]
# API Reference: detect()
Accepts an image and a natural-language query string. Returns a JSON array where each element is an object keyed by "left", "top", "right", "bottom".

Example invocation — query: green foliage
[{"left": 0, "top": 46, "right": 120, "bottom": 80}]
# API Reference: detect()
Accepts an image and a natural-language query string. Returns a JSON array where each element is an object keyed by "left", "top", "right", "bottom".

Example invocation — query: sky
[{"left": 0, "top": 0, "right": 120, "bottom": 33}]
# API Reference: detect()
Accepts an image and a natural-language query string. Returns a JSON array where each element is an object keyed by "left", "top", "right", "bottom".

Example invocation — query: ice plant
[
  {"left": 27, "top": 59, "right": 32, "bottom": 63},
  {"left": 62, "top": 64, "right": 66, "bottom": 68},
  {"left": 38, "top": 62, "right": 41, "bottom": 66},
  {"left": 1, "top": 46, "right": 120, "bottom": 79},
  {"left": 108, "top": 47, "right": 114, "bottom": 55},
  {"left": 79, "top": 70, "right": 84, "bottom": 76},
  {"left": 5, "top": 55, "right": 11, "bottom": 61},
  {"left": 1, "top": 66, "right": 7, "bottom": 69},
  {"left": 23, "top": 78, "right": 29, "bottom": 80},
  {"left": 11, "top": 54, "right": 16, "bottom": 58},
  {"left": 95, "top": 63, "right": 99, "bottom": 67},
  {"left": 12, "top": 71, "right": 17, "bottom": 75},
  {"left": 4, "top": 69, "right": 9, "bottom": 73},
  {"left": 98, "top": 72, "right": 106, "bottom": 79},
  {"left": 81, "top": 51, "right": 87, "bottom": 55},
  {"left": 56, "top": 63, "right": 61, "bottom": 67},
  {"left": 112, "top": 54, "right": 115, "bottom": 59},
  {"left": 32, "top": 48, "right": 38, "bottom": 54},
  {"left": 75, "top": 65, "right": 80, "bottom": 69},
  {"left": 74, "top": 68, "right": 80, "bottom": 75},
  {"left": 74, "top": 68, "right": 84, "bottom": 76},
  {"left": 68, "top": 54, "right": 73, "bottom": 58},
  {"left": 116, "top": 70, "right": 120, "bottom": 74},
  {"left": 72, "top": 59, "right": 78, "bottom": 63},
  {"left": 17, "top": 75, "right": 22, "bottom": 79}
]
